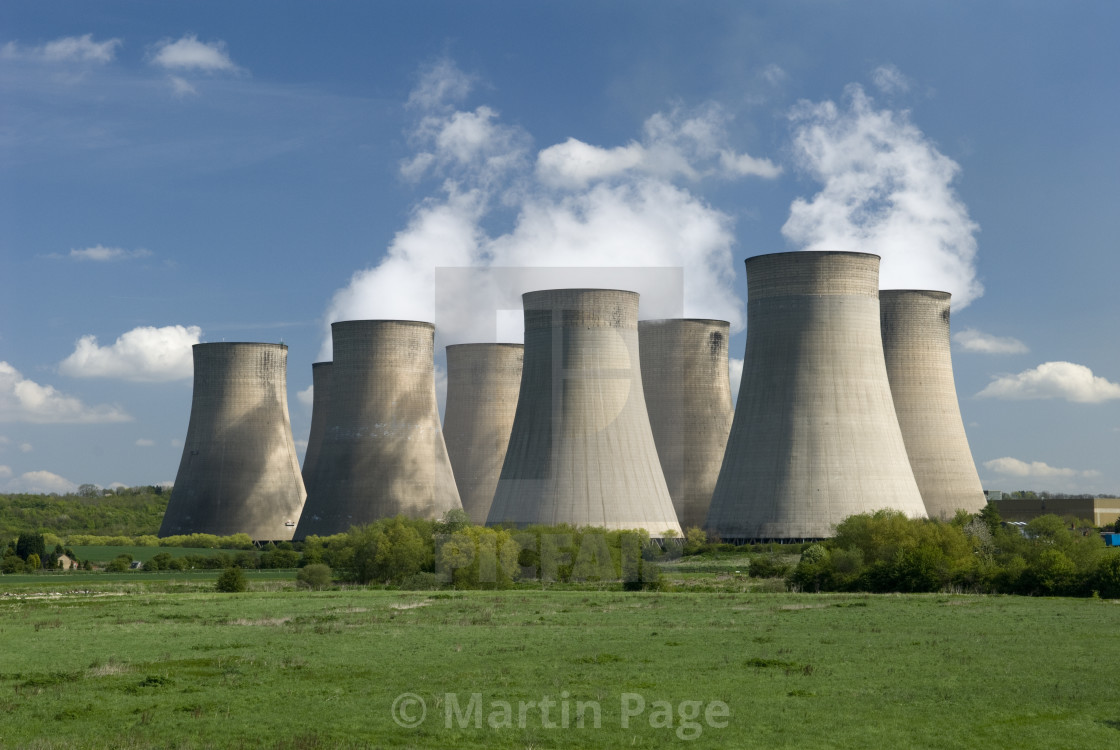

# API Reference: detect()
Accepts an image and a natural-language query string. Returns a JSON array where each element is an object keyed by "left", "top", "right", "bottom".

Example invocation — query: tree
[
  {"left": 15, "top": 533, "right": 45, "bottom": 562},
  {"left": 216, "top": 567, "right": 248, "bottom": 593},
  {"left": 296, "top": 563, "right": 332, "bottom": 590},
  {"left": 25, "top": 553, "right": 41, "bottom": 570}
]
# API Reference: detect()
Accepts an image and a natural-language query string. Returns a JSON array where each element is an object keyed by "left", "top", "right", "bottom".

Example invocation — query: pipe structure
[
  {"left": 442, "top": 343, "right": 524, "bottom": 525},
  {"left": 161, "top": 343, "right": 306, "bottom": 541},
  {"left": 707, "top": 252, "right": 927, "bottom": 541},
  {"left": 300, "top": 361, "right": 332, "bottom": 494},
  {"left": 638, "top": 319, "right": 734, "bottom": 530},
  {"left": 487, "top": 289, "right": 683, "bottom": 538},
  {"left": 294, "top": 321, "right": 462, "bottom": 538},
  {"left": 880, "top": 290, "right": 987, "bottom": 519}
]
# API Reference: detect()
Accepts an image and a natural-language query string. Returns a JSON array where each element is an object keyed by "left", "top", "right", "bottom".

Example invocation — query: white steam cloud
[
  {"left": 68, "top": 245, "right": 152, "bottom": 262},
  {"left": 321, "top": 60, "right": 778, "bottom": 358},
  {"left": 977, "top": 361, "right": 1120, "bottom": 403},
  {"left": 60, "top": 325, "right": 201, "bottom": 382},
  {"left": 782, "top": 84, "right": 982, "bottom": 308},
  {"left": 1, "top": 34, "right": 121, "bottom": 64},
  {"left": 0, "top": 362, "right": 130, "bottom": 424}
]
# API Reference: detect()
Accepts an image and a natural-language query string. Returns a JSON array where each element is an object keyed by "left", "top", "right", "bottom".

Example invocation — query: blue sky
[{"left": 1, "top": 1, "right": 1117, "bottom": 496}]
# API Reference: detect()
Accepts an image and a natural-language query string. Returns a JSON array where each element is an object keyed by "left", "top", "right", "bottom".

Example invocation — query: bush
[
  {"left": 105, "top": 554, "right": 133, "bottom": 573},
  {"left": 215, "top": 567, "right": 247, "bottom": 593},
  {"left": 748, "top": 555, "right": 790, "bottom": 579},
  {"left": 398, "top": 571, "right": 440, "bottom": 590},
  {"left": 296, "top": 563, "right": 332, "bottom": 590}
]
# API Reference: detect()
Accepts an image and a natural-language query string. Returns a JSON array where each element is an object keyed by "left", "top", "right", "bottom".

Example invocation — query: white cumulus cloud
[
  {"left": 0, "top": 362, "right": 130, "bottom": 424},
  {"left": 1, "top": 34, "right": 121, "bottom": 63},
  {"left": 68, "top": 245, "right": 152, "bottom": 262},
  {"left": 59, "top": 325, "right": 201, "bottom": 382},
  {"left": 0, "top": 465, "right": 11, "bottom": 479},
  {"left": 953, "top": 328, "right": 1029, "bottom": 355},
  {"left": 149, "top": 34, "right": 239, "bottom": 72},
  {"left": 782, "top": 82, "right": 982, "bottom": 308},
  {"left": 4, "top": 470, "right": 78, "bottom": 494},
  {"left": 977, "top": 361, "right": 1120, "bottom": 403},
  {"left": 135, "top": 438, "right": 155, "bottom": 447},
  {"left": 19, "top": 443, "right": 32, "bottom": 453},
  {"left": 983, "top": 457, "right": 1096, "bottom": 478}
]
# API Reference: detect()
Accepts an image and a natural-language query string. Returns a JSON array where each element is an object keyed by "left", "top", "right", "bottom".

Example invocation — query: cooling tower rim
[
  {"left": 638, "top": 317, "right": 730, "bottom": 327},
  {"left": 311, "top": 361, "right": 333, "bottom": 368},
  {"left": 745, "top": 250, "right": 881, "bottom": 263},
  {"left": 521, "top": 287, "right": 638, "bottom": 298},
  {"left": 880, "top": 289, "right": 952, "bottom": 300},
  {"left": 329, "top": 319, "right": 435, "bottom": 329},
  {"left": 192, "top": 342, "right": 287, "bottom": 351},
  {"left": 445, "top": 342, "right": 525, "bottom": 351}
]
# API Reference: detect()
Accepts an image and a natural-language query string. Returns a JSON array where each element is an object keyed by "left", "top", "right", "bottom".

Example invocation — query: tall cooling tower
[
  {"left": 707, "top": 252, "right": 927, "bottom": 541},
  {"left": 880, "top": 290, "right": 987, "bottom": 518},
  {"left": 442, "top": 343, "right": 524, "bottom": 525},
  {"left": 487, "top": 289, "right": 683, "bottom": 538},
  {"left": 300, "top": 361, "right": 332, "bottom": 492},
  {"left": 160, "top": 343, "right": 306, "bottom": 541},
  {"left": 294, "top": 321, "right": 461, "bottom": 538},
  {"left": 638, "top": 319, "right": 734, "bottom": 529}
]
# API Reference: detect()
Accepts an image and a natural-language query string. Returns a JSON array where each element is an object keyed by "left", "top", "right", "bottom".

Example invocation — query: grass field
[{"left": 0, "top": 582, "right": 1117, "bottom": 749}]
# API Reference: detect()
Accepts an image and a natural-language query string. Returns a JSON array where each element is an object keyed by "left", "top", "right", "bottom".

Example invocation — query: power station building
[
  {"left": 638, "top": 319, "right": 734, "bottom": 529},
  {"left": 707, "top": 252, "right": 927, "bottom": 541},
  {"left": 487, "top": 289, "right": 683, "bottom": 538},
  {"left": 442, "top": 343, "right": 524, "bottom": 525},
  {"left": 294, "top": 320, "right": 461, "bottom": 538},
  {"left": 160, "top": 342, "right": 306, "bottom": 541},
  {"left": 880, "top": 290, "right": 987, "bottom": 518},
  {"left": 300, "top": 361, "right": 332, "bottom": 494}
]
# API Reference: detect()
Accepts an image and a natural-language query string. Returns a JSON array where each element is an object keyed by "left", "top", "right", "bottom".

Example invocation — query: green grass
[{"left": 0, "top": 586, "right": 1117, "bottom": 749}]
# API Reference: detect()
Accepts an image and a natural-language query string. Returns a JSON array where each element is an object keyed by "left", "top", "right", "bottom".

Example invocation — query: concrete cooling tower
[
  {"left": 880, "top": 290, "right": 987, "bottom": 519},
  {"left": 160, "top": 343, "right": 306, "bottom": 541},
  {"left": 487, "top": 289, "right": 683, "bottom": 538},
  {"left": 638, "top": 319, "right": 734, "bottom": 530},
  {"left": 300, "top": 361, "right": 332, "bottom": 493},
  {"left": 442, "top": 343, "right": 524, "bottom": 525},
  {"left": 294, "top": 321, "right": 461, "bottom": 538},
  {"left": 706, "top": 252, "right": 927, "bottom": 541}
]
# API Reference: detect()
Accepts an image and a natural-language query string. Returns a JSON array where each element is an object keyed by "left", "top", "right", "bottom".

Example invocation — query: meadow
[{"left": 1, "top": 580, "right": 1117, "bottom": 749}]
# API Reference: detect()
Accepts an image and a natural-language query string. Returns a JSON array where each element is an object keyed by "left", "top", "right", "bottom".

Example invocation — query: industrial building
[
  {"left": 442, "top": 343, "right": 524, "bottom": 525},
  {"left": 706, "top": 251, "right": 927, "bottom": 541},
  {"left": 487, "top": 289, "right": 683, "bottom": 538},
  {"left": 638, "top": 319, "right": 734, "bottom": 529},
  {"left": 990, "top": 496, "right": 1120, "bottom": 527},
  {"left": 880, "top": 290, "right": 987, "bottom": 519},
  {"left": 294, "top": 320, "right": 462, "bottom": 538},
  {"left": 160, "top": 342, "right": 306, "bottom": 541}
]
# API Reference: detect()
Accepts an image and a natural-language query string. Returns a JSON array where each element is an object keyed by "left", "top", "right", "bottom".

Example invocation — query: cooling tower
[
  {"left": 487, "top": 289, "right": 683, "bottom": 538},
  {"left": 160, "top": 343, "right": 306, "bottom": 541},
  {"left": 880, "top": 290, "right": 987, "bottom": 519},
  {"left": 294, "top": 321, "right": 461, "bottom": 538},
  {"left": 442, "top": 343, "right": 524, "bottom": 525},
  {"left": 638, "top": 319, "right": 734, "bottom": 530},
  {"left": 706, "top": 252, "right": 927, "bottom": 541},
  {"left": 300, "top": 361, "right": 332, "bottom": 491}
]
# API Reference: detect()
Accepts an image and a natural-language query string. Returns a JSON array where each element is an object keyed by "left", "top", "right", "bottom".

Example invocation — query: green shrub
[
  {"left": 748, "top": 555, "right": 790, "bottom": 579},
  {"left": 296, "top": 563, "right": 332, "bottom": 590},
  {"left": 215, "top": 567, "right": 247, "bottom": 593}
]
